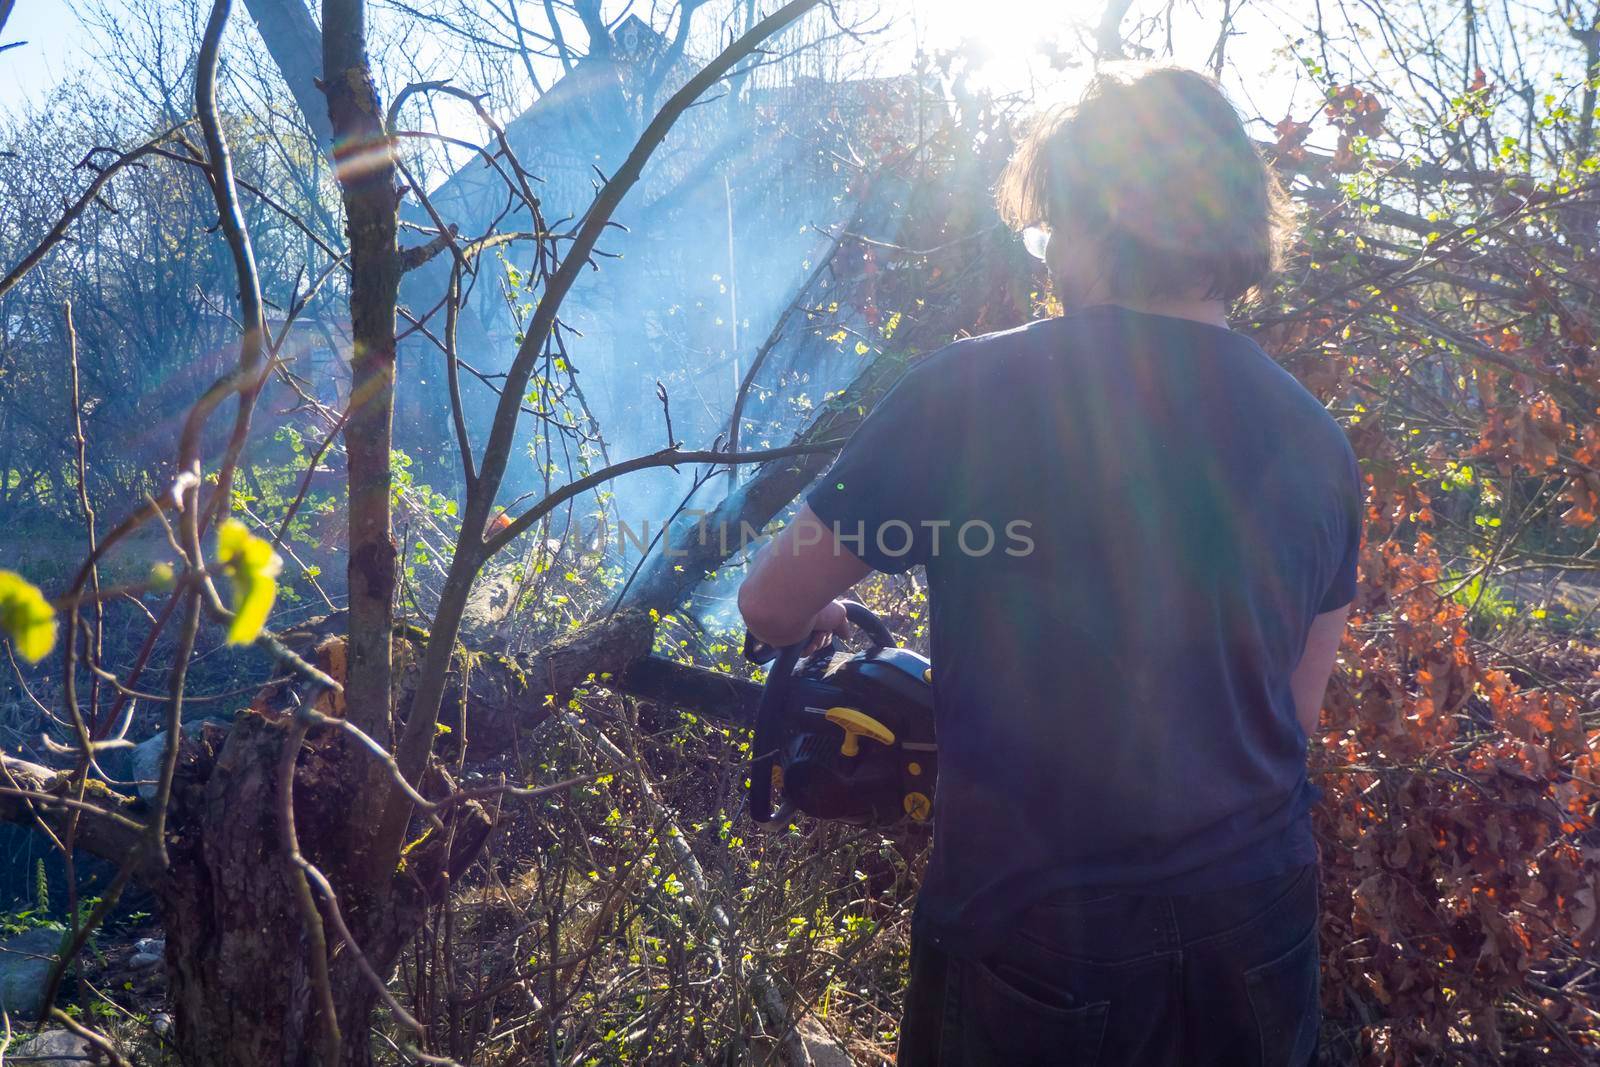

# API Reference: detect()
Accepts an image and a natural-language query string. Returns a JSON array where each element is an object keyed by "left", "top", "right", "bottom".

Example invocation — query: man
[{"left": 738, "top": 65, "right": 1360, "bottom": 1066}]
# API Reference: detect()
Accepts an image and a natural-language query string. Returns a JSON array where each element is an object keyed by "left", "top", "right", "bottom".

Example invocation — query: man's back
[
  {"left": 746, "top": 64, "right": 1354, "bottom": 1066},
  {"left": 806, "top": 304, "right": 1361, "bottom": 954}
]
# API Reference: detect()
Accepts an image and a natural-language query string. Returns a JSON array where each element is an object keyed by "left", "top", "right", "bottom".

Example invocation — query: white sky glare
[
  {"left": 1, "top": 1, "right": 1304, "bottom": 124},
  {"left": 1, "top": 1, "right": 93, "bottom": 115},
  {"left": 910, "top": 0, "right": 1100, "bottom": 68}
]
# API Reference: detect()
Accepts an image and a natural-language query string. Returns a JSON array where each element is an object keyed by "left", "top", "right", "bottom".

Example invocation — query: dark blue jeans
[{"left": 897, "top": 863, "right": 1320, "bottom": 1066}]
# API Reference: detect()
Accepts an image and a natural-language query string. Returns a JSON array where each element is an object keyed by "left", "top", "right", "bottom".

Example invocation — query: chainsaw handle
[
  {"left": 746, "top": 602, "right": 893, "bottom": 824},
  {"left": 841, "top": 601, "right": 895, "bottom": 649},
  {"left": 749, "top": 642, "right": 800, "bottom": 823},
  {"left": 742, "top": 601, "right": 893, "bottom": 666}
]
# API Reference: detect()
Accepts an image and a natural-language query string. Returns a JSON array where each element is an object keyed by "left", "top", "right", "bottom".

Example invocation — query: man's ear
[{"left": 1048, "top": 230, "right": 1105, "bottom": 308}]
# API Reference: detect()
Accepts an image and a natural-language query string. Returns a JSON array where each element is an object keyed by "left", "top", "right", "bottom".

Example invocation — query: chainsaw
[{"left": 743, "top": 601, "right": 936, "bottom": 827}]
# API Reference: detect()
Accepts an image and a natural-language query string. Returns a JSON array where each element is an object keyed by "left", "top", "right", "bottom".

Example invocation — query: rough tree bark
[{"left": 158, "top": 715, "right": 432, "bottom": 1067}]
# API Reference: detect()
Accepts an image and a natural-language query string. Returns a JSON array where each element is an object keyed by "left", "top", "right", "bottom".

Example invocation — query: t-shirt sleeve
[
  {"left": 1317, "top": 443, "right": 1363, "bottom": 613},
  {"left": 804, "top": 361, "right": 945, "bottom": 574}
]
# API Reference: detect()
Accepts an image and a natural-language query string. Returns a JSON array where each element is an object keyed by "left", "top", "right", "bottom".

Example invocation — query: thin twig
[{"left": 276, "top": 719, "right": 342, "bottom": 1063}]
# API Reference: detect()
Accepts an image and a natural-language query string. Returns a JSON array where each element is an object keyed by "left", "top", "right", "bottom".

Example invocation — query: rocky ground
[{"left": 0, "top": 922, "right": 169, "bottom": 1063}]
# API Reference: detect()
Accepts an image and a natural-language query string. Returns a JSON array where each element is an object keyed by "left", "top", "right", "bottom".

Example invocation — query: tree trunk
[
  {"left": 158, "top": 711, "right": 472, "bottom": 1066},
  {"left": 143, "top": 611, "right": 640, "bottom": 1066},
  {"left": 321, "top": 0, "right": 405, "bottom": 881}
]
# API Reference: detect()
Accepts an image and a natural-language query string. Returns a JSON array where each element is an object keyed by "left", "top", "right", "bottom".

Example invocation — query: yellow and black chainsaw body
[{"left": 747, "top": 603, "right": 936, "bottom": 828}]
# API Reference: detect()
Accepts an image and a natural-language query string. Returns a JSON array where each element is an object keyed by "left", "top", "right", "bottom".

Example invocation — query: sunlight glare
[{"left": 912, "top": 0, "right": 1096, "bottom": 88}]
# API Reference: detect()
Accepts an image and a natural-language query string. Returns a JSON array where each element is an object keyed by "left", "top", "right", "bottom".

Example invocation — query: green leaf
[
  {"left": 148, "top": 562, "right": 176, "bottom": 592},
  {"left": 216, "top": 520, "right": 283, "bottom": 644},
  {"left": 0, "top": 570, "right": 56, "bottom": 664}
]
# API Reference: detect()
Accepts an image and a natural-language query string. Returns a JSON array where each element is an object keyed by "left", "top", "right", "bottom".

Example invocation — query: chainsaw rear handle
[
  {"left": 842, "top": 601, "right": 895, "bottom": 649},
  {"left": 748, "top": 601, "right": 894, "bottom": 823},
  {"left": 742, "top": 599, "right": 893, "bottom": 666}
]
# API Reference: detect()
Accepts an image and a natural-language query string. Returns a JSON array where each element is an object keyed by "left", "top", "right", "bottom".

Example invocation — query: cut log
[
  {"left": 617, "top": 656, "right": 762, "bottom": 725},
  {"left": 0, "top": 755, "right": 149, "bottom": 875}
]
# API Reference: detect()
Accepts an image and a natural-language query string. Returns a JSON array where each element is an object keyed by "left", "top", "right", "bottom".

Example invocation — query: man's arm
[
  {"left": 741, "top": 354, "right": 946, "bottom": 648},
  {"left": 738, "top": 504, "right": 870, "bottom": 648},
  {"left": 1289, "top": 603, "right": 1351, "bottom": 736}
]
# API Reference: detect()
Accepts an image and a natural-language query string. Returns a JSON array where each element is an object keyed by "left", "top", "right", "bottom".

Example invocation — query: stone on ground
[{"left": 0, "top": 925, "right": 63, "bottom": 1020}]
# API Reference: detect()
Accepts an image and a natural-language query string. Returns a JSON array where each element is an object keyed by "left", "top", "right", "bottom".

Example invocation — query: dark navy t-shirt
[{"left": 805, "top": 305, "right": 1361, "bottom": 957}]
